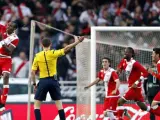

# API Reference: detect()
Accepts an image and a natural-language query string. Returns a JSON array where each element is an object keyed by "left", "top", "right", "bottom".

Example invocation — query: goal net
[{"left": 76, "top": 27, "right": 160, "bottom": 120}]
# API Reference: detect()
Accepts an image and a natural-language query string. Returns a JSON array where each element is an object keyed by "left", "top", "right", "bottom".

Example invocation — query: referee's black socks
[
  {"left": 58, "top": 109, "right": 66, "bottom": 120},
  {"left": 34, "top": 109, "right": 41, "bottom": 120}
]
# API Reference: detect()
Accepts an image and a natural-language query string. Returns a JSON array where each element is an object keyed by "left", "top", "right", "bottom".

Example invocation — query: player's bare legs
[
  {"left": 55, "top": 100, "right": 65, "bottom": 120},
  {"left": 0, "top": 72, "right": 10, "bottom": 111},
  {"left": 34, "top": 100, "right": 42, "bottom": 120},
  {"left": 117, "top": 98, "right": 126, "bottom": 106},
  {"left": 136, "top": 101, "right": 149, "bottom": 111},
  {"left": 103, "top": 111, "right": 116, "bottom": 120},
  {"left": 151, "top": 101, "right": 159, "bottom": 107},
  {"left": 55, "top": 100, "right": 63, "bottom": 110},
  {"left": 150, "top": 100, "right": 160, "bottom": 116}
]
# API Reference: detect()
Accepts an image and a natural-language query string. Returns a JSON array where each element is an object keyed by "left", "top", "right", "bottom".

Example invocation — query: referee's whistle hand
[
  {"left": 34, "top": 86, "right": 37, "bottom": 94},
  {"left": 74, "top": 36, "right": 85, "bottom": 42}
]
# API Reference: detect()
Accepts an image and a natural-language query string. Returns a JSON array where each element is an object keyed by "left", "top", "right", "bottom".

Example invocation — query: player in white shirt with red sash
[
  {"left": 84, "top": 57, "right": 120, "bottom": 119},
  {"left": 116, "top": 47, "right": 150, "bottom": 120},
  {"left": 0, "top": 22, "right": 19, "bottom": 111}
]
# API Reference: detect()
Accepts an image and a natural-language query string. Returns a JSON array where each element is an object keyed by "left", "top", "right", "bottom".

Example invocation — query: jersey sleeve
[
  {"left": 10, "top": 39, "right": 19, "bottom": 48},
  {"left": 151, "top": 63, "right": 160, "bottom": 80},
  {"left": 134, "top": 61, "right": 148, "bottom": 78},
  {"left": 52, "top": 49, "right": 65, "bottom": 57},
  {"left": 0, "top": 24, "right": 6, "bottom": 33},
  {"left": 98, "top": 71, "right": 104, "bottom": 80},
  {"left": 117, "top": 59, "right": 124, "bottom": 71},
  {"left": 32, "top": 55, "right": 38, "bottom": 71},
  {"left": 111, "top": 71, "right": 119, "bottom": 81}
]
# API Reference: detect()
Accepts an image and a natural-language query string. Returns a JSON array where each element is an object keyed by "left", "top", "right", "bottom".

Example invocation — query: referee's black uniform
[{"left": 143, "top": 67, "right": 160, "bottom": 120}]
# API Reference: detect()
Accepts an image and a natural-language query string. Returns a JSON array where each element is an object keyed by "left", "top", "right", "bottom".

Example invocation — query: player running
[
  {"left": 148, "top": 48, "right": 160, "bottom": 116},
  {"left": 116, "top": 47, "right": 150, "bottom": 120},
  {"left": 84, "top": 57, "right": 121, "bottom": 119}
]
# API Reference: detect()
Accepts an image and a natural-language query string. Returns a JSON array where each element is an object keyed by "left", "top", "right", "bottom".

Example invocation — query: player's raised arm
[
  {"left": 84, "top": 57, "right": 109, "bottom": 90},
  {"left": 131, "top": 62, "right": 148, "bottom": 88},
  {"left": 111, "top": 71, "right": 120, "bottom": 95},
  {"left": 84, "top": 78, "right": 100, "bottom": 90},
  {"left": 116, "top": 59, "right": 125, "bottom": 74},
  {"left": 136, "top": 62, "right": 148, "bottom": 78},
  {"left": 63, "top": 36, "right": 84, "bottom": 53}
]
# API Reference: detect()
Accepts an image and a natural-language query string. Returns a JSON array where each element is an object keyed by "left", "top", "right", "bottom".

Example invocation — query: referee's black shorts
[{"left": 34, "top": 77, "right": 61, "bottom": 101}]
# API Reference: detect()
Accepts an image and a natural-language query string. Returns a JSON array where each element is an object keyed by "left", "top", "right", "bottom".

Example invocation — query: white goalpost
[
  {"left": 76, "top": 27, "right": 160, "bottom": 120},
  {"left": 27, "top": 20, "right": 36, "bottom": 120}
]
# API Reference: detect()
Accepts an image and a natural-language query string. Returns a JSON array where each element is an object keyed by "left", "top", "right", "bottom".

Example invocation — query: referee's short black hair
[
  {"left": 42, "top": 38, "right": 51, "bottom": 47},
  {"left": 153, "top": 48, "right": 160, "bottom": 56}
]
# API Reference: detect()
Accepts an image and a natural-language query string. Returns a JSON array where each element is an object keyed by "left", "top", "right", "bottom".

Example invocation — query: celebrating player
[
  {"left": 148, "top": 48, "right": 160, "bottom": 116},
  {"left": 84, "top": 57, "right": 120, "bottom": 119},
  {"left": 116, "top": 47, "right": 150, "bottom": 119},
  {"left": 31, "top": 36, "right": 84, "bottom": 120},
  {"left": 0, "top": 22, "right": 19, "bottom": 111}
]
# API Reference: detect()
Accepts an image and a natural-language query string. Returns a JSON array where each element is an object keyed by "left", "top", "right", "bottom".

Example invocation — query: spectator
[
  {"left": 136, "top": 37, "right": 148, "bottom": 48},
  {"left": 97, "top": 9, "right": 112, "bottom": 26},
  {"left": 49, "top": 0, "right": 68, "bottom": 22},
  {"left": 12, "top": 51, "right": 29, "bottom": 78},
  {"left": 17, "top": 16, "right": 30, "bottom": 55},
  {"left": 79, "top": 7, "right": 97, "bottom": 26},
  {"left": 57, "top": 41, "right": 72, "bottom": 81},
  {"left": 12, "top": 3, "right": 33, "bottom": 19},
  {"left": 149, "top": 37, "right": 158, "bottom": 48}
]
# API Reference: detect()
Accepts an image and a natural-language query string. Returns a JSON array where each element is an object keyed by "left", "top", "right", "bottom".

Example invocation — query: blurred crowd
[{"left": 0, "top": 0, "right": 160, "bottom": 80}]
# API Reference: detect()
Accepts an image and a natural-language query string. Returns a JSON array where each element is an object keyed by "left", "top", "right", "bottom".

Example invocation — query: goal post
[
  {"left": 90, "top": 28, "right": 96, "bottom": 120},
  {"left": 27, "top": 20, "right": 36, "bottom": 120},
  {"left": 91, "top": 26, "right": 160, "bottom": 119},
  {"left": 76, "top": 26, "right": 160, "bottom": 120}
]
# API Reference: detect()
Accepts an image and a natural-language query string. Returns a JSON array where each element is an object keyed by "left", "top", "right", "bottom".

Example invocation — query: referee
[
  {"left": 143, "top": 63, "right": 160, "bottom": 120},
  {"left": 31, "top": 36, "right": 84, "bottom": 120}
]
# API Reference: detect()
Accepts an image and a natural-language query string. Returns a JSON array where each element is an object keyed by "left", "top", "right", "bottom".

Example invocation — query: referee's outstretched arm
[
  {"left": 31, "top": 36, "right": 85, "bottom": 120},
  {"left": 63, "top": 36, "right": 84, "bottom": 53}
]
